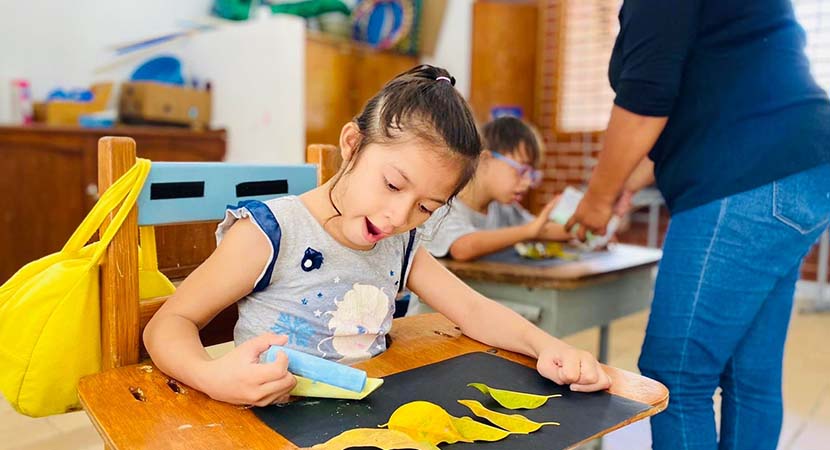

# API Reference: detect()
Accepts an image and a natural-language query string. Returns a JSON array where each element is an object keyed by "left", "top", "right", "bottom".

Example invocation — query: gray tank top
[{"left": 216, "top": 196, "right": 421, "bottom": 364}]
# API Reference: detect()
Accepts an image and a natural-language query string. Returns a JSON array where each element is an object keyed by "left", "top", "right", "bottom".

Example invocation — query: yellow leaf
[
  {"left": 381, "top": 401, "right": 469, "bottom": 445},
  {"left": 516, "top": 242, "right": 579, "bottom": 260},
  {"left": 467, "top": 383, "right": 562, "bottom": 410},
  {"left": 458, "top": 399, "right": 560, "bottom": 433},
  {"left": 308, "top": 428, "right": 439, "bottom": 450},
  {"left": 451, "top": 416, "right": 512, "bottom": 442},
  {"left": 380, "top": 401, "right": 515, "bottom": 446}
]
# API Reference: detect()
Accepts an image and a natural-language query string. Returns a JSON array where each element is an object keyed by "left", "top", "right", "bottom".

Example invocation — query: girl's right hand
[{"left": 198, "top": 333, "right": 297, "bottom": 406}]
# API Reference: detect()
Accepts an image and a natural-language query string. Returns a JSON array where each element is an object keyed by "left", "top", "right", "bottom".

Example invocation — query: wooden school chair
[
  {"left": 96, "top": 137, "right": 342, "bottom": 370},
  {"left": 85, "top": 138, "right": 667, "bottom": 450}
]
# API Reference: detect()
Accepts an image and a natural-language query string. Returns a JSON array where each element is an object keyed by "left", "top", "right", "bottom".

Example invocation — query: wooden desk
[
  {"left": 79, "top": 313, "right": 667, "bottom": 450},
  {"left": 439, "top": 244, "right": 663, "bottom": 363}
]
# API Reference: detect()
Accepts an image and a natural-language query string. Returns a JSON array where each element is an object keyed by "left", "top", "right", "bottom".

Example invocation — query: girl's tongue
[{"left": 365, "top": 218, "right": 386, "bottom": 243}]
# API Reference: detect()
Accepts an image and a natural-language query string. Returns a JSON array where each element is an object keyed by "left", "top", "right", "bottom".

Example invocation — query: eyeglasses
[{"left": 491, "top": 152, "right": 543, "bottom": 187}]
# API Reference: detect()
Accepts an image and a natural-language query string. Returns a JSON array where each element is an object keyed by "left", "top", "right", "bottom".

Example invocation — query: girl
[{"left": 144, "top": 65, "right": 611, "bottom": 407}]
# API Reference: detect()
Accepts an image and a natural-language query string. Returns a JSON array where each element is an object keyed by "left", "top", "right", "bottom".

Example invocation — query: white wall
[
  {"left": 0, "top": 0, "right": 214, "bottom": 118},
  {"left": 420, "top": 0, "right": 474, "bottom": 99},
  {"left": 181, "top": 16, "right": 306, "bottom": 163},
  {"left": 0, "top": 0, "right": 471, "bottom": 162},
  {"left": 0, "top": 0, "right": 306, "bottom": 163}
]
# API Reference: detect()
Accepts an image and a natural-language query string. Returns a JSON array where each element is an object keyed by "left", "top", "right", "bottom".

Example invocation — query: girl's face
[
  {"left": 483, "top": 143, "right": 536, "bottom": 204},
  {"left": 332, "top": 123, "right": 463, "bottom": 250}
]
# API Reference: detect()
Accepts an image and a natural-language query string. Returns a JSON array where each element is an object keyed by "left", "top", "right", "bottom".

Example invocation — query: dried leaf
[
  {"left": 308, "top": 428, "right": 439, "bottom": 450},
  {"left": 515, "top": 242, "right": 579, "bottom": 260},
  {"left": 467, "top": 383, "right": 562, "bottom": 410},
  {"left": 458, "top": 399, "right": 560, "bottom": 433},
  {"left": 451, "top": 416, "right": 512, "bottom": 442},
  {"left": 380, "top": 401, "right": 468, "bottom": 445},
  {"left": 380, "top": 401, "right": 515, "bottom": 446}
]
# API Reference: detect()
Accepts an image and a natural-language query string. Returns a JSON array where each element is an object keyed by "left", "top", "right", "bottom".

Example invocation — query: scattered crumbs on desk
[
  {"left": 138, "top": 365, "right": 153, "bottom": 373},
  {"left": 178, "top": 424, "right": 193, "bottom": 430}
]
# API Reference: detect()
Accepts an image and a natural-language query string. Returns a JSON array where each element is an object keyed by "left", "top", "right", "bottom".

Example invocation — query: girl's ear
[
  {"left": 480, "top": 149, "right": 493, "bottom": 159},
  {"left": 339, "top": 122, "right": 361, "bottom": 162}
]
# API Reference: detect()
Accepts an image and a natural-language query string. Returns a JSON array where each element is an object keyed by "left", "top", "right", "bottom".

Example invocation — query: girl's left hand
[
  {"left": 536, "top": 345, "right": 612, "bottom": 392},
  {"left": 565, "top": 190, "right": 615, "bottom": 241}
]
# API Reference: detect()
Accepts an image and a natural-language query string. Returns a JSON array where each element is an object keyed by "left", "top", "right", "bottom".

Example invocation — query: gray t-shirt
[
  {"left": 216, "top": 196, "right": 420, "bottom": 364},
  {"left": 425, "top": 200, "right": 535, "bottom": 258}
]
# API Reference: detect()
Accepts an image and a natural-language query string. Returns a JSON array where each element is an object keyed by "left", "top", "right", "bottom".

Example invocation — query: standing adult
[{"left": 566, "top": 1, "right": 830, "bottom": 449}]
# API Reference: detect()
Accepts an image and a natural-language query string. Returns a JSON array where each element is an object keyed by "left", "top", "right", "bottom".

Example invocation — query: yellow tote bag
[
  {"left": 0, "top": 159, "right": 150, "bottom": 417},
  {"left": 138, "top": 226, "right": 176, "bottom": 300}
]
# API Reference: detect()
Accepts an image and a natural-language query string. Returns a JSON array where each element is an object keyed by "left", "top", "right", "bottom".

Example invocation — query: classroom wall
[
  {"left": 421, "top": 0, "right": 474, "bottom": 99},
  {"left": 0, "top": 0, "right": 213, "bottom": 118},
  {"left": 178, "top": 17, "right": 306, "bottom": 164},
  {"left": 0, "top": 0, "right": 306, "bottom": 164},
  {"left": 0, "top": 0, "right": 472, "bottom": 163}
]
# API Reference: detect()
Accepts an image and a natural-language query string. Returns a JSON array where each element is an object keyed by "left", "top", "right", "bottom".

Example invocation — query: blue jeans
[{"left": 640, "top": 164, "right": 830, "bottom": 450}]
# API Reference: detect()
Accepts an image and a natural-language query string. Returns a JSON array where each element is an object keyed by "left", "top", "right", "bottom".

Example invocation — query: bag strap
[
  {"left": 89, "top": 159, "right": 151, "bottom": 264},
  {"left": 393, "top": 229, "right": 417, "bottom": 318},
  {"left": 62, "top": 159, "right": 150, "bottom": 254},
  {"left": 139, "top": 226, "right": 160, "bottom": 271},
  {"left": 397, "top": 229, "right": 417, "bottom": 294}
]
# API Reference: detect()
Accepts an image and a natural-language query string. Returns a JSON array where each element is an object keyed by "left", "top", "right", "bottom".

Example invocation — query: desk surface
[
  {"left": 442, "top": 243, "right": 662, "bottom": 290},
  {"left": 79, "top": 314, "right": 668, "bottom": 450}
]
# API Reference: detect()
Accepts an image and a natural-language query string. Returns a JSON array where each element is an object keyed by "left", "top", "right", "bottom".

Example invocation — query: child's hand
[
  {"left": 536, "top": 344, "right": 612, "bottom": 392},
  {"left": 525, "top": 195, "right": 562, "bottom": 239},
  {"left": 613, "top": 189, "right": 635, "bottom": 216},
  {"left": 199, "top": 333, "right": 297, "bottom": 406}
]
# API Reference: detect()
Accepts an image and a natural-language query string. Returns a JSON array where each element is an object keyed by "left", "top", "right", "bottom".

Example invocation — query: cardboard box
[
  {"left": 33, "top": 83, "right": 112, "bottom": 126},
  {"left": 119, "top": 81, "right": 211, "bottom": 129}
]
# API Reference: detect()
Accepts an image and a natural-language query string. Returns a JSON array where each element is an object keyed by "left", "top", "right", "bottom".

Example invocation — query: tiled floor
[
  {"left": 565, "top": 306, "right": 830, "bottom": 450},
  {"left": 2, "top": 305, "right": 829, "bottom": 449}
]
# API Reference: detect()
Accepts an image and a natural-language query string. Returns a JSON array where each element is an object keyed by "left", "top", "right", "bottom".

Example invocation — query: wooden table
[
  {"left": 439, "top": 244, "right": 663, "bottom": 363},
  {"left": 79, "top": 313, "right": 668, "bottom": 450}
]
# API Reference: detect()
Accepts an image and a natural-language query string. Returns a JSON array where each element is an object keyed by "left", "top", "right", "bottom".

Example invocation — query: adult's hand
[
  {"left": 566, "top": 107, "right": 668, "bottom": 241},
  {"left": 565, "top": 190, "right": 616, "bottom": 241}
]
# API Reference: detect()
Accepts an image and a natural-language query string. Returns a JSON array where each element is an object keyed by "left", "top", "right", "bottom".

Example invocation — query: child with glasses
[{"left": 425, "top": 116, "right": 570, "bottom": 261}]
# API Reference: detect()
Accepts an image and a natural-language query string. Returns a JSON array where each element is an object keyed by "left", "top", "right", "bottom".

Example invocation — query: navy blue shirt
[{"left": 609, "top": 0, "right": 830, "bottom": 213}]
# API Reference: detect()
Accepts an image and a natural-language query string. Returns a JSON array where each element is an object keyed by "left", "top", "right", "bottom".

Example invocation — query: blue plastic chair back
[{"left": 136, "top": 162, "right": 317, "bottom": 226}]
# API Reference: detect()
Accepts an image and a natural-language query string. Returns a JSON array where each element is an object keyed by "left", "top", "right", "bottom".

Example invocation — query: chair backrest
[
  {"left": 97, "top": 137, "right": 341, "bottom": 370},
  {"left": 136, "top": 162, "right": 317, "bottom": 225}
]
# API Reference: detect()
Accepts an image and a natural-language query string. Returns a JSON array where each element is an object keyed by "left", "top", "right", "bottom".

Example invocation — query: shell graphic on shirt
[{"left": 321, "top": 283, "right": 390, "bottom": 363}]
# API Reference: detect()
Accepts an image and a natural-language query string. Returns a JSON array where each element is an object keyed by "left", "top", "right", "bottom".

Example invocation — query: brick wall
[{"left": 533, "top": 0, "right": 828, "bottom": 283}]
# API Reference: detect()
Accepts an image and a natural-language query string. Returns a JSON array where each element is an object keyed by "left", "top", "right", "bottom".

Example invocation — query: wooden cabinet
[
  {"left": 0, "top": 125, "right": 226, "bottom": 282},
  {"left": 306, "top": 33, "right": 418, "bottom": 147},
  {"left": 470, "top": 0, "right": 539, "bottom": 124}
]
